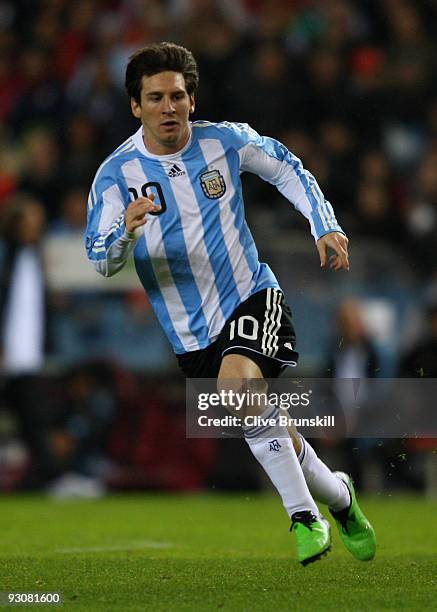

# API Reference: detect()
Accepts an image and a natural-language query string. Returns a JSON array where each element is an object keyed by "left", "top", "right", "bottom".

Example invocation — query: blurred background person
[
  {"left": 0, "top": 194, "right": 48, "bottom": 375},
  {"left": 0, "top": 194, "right": 50, "bottom": 488},
  {"left": 328, "top": 298, "right": 380, "bottom": 381},
  {"left": 401, "top": 300, "right": 437, "bottom": 378}
]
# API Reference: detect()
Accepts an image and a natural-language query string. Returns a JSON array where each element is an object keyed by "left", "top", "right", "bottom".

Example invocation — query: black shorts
[{"left": 177, "top": 288, "right": 299, "bottom": 379}]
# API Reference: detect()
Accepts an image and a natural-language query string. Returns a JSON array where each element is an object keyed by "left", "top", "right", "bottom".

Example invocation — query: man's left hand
[{"left": 317, "top": 232, "right": 350, "bottom": 271}]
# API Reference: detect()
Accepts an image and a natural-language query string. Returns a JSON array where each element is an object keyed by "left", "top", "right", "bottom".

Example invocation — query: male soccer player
[{"left": 85, "top": 42, "right": 376, "bottom": 565}]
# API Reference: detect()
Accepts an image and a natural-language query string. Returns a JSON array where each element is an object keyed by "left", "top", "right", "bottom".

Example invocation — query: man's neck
[{"left": 143, "top": 126, "right": 191, "bottom": 156}]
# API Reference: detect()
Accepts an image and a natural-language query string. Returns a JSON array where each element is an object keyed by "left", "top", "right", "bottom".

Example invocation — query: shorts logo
[{"left": 200, "top": 169, "right": 226, "bottom": 199}]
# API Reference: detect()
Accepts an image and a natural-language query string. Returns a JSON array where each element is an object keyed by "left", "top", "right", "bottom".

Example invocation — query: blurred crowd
[
  {"left": 0, "top": 0, "right": 437, "bottom": 493},
  {"left": 0, "top": 0, "right": 436, "bottom": 268}
]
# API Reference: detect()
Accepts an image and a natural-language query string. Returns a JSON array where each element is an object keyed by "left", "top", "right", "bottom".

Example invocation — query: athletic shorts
[{"left": 177, "top": 288, "right": 299, "bottom": 379}]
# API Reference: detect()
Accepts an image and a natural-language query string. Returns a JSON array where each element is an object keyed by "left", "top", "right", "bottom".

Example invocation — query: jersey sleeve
[
  {"left": 232, "top": 123, "right": 344, "bottom": 241},
  {"left": 85, "top": 171, "right": 139, "bottom": 277}
]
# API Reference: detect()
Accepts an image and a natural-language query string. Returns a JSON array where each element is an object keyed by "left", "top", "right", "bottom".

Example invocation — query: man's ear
[
  {"left": 131, "top": 98, "right": 142, "bottom": 119},
  {"left": 189, "top": 95, "right": 195, "bottom": 114}
]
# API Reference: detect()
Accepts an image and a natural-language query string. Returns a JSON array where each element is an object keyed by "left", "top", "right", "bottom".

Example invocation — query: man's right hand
[{"left": 125, "top": 193, "right": 161, "bottom": 232}]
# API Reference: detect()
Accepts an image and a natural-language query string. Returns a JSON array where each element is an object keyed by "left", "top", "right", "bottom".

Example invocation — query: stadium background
[{"left": 0, "top": 0, "right": 436, "bottom": 497}]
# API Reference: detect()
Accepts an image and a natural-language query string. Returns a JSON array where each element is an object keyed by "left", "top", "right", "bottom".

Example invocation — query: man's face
[{"left": 131, "top": 71, "right": 195, "bottom": 155}]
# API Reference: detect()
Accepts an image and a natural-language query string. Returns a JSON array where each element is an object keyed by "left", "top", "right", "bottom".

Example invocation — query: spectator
[
  {"left": 0, "top": 194, "right": 48, "bottom": 374},
  {"left": 18, "top": 128, "right": 63, "bottom": 221},
  {"left": 49, "top": 187, "right": 87, "bottom": 236},
  {"left": 401, "top": 302, "right": 437, "bottom": 378}
]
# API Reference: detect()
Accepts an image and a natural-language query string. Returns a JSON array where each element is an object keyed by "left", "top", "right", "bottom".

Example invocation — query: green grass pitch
[{"left": 1, "top": 494, "right": 436, "bottom": 611}]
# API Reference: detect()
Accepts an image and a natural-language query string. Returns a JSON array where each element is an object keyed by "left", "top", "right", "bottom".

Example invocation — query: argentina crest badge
[{"left": 200, "top": 169, "right": 226, "bottom": 199}]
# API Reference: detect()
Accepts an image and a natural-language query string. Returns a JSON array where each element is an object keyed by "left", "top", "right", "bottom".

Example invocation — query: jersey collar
[{"left": 132, "top": 124, "right": 193, "bottom": 159}]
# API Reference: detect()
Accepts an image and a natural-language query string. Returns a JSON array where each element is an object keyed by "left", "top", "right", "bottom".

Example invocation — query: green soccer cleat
[
  {"left": 330, "top": 471, "right": 376, "bottom": 561},
  {"left": 290, "top": 511, "right": 331, "bottom": 566}
]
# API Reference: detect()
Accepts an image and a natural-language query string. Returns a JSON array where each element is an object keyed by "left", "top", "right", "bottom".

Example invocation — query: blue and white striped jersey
[{"left": 86, "top": 121, "right": 343, "bottom": 354}]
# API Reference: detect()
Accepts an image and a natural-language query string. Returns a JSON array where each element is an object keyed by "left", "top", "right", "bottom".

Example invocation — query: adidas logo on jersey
[{"left": 167, "top": 164, "right": 185, "bottom": 178}]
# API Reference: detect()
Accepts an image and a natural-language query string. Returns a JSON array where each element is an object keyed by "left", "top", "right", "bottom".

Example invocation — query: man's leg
[
  {"left": 218, "top": 353, "right": 331, "bottom": 565},
  {"left": 287, "top": 425, "right": 350, "bottom": 512},
  {"left": 288, "top": 424, "right": 376, "bottom": 561}
]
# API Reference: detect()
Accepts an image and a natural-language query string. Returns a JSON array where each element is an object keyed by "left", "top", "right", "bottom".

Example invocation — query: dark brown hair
[{"left": 125, "top": 42, "right": 199, "bottom": 104}]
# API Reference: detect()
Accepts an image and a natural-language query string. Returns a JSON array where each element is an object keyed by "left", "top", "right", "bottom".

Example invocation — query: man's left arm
[{"left": 238, "top": 125, "right": 349, "bottom": 271}]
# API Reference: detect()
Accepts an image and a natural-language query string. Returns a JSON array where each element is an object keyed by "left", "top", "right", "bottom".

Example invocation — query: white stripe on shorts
[
  {"left": 262, "top": 288, "right": 272, "bottom": 356},
  {"left": 271, "top": 291, "right": 283, "bottom": 357},
  {"left": 262, "top": 288, "right": 282, "bottom": 357}
]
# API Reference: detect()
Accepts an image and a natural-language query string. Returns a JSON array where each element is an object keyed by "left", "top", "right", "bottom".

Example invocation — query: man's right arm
[{"left": 85, "top": 177, "right": 160, "bottom": 278}]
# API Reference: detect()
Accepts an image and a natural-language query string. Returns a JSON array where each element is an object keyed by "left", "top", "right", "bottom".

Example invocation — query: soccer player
[{"left": 85, "top": 42, "right": 376, "bottom": 565}]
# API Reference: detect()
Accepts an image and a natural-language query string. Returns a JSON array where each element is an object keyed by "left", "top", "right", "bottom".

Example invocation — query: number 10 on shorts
[{"left": 229, "top": 315, "right": 259, "bottom": 341}]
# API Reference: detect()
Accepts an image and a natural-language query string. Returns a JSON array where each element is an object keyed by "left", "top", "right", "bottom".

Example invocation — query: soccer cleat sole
[{"left": 300, "top": 545, "right": 331, "bottom": 567}]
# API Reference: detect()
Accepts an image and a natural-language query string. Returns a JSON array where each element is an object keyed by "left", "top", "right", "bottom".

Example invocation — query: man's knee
[
  {"left": 217, "top": 353, "right": 268, "bottom": 417},
  {"left": 217, "top": 377, "right": 269, "bottom": 418}
]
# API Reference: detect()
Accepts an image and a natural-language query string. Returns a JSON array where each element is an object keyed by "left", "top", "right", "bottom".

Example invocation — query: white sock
[
  {"left": 244, "top": 407, "right": 319, "bottom": 518},
  {"left": 298, "top": 436, "right": 350, "bottom": 512}
]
